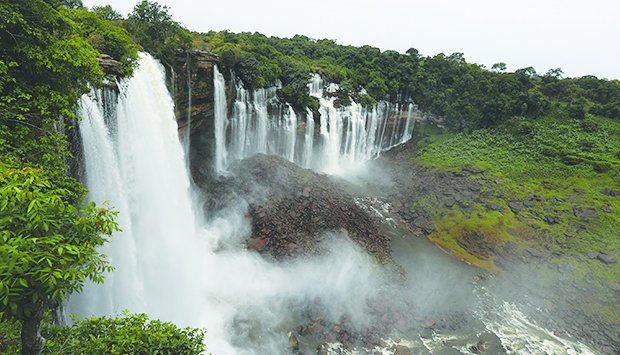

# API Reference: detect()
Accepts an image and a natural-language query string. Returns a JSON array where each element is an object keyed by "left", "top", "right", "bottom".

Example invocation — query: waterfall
[
  {"left": 71, "top": 53, "right": 204, "bottom": 324},
  {"left": 73, "top": 52, "right": 599, "bottom": 355},
  {"left": 212, "top": 70, "right": 416, "bottom": 175},
  {"left": 71, "top": 89, "right": 142, "bottom": 316},
  {"left": 213, "top": 65, "right": 228, "bottom": 172},
  {"left": 302, "top": 108, "right": 314, "bottom": 169},
  {"left": 74, "top": 53, "right": 392, "bottom": 355}
]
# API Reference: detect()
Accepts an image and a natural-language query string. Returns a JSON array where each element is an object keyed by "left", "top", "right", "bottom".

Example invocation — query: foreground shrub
[{"left": 43, "top": 312, "right": 206, "bottom": 354}]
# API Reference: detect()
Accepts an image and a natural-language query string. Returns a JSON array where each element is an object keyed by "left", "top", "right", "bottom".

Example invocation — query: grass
[{"left": 414, "top": 115, "right": 620, "bottom": 323}]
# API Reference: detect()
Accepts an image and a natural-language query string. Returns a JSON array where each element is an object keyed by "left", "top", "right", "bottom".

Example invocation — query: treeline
[{"left": 194, "top": 31, "right": 620, "bottom": 129}]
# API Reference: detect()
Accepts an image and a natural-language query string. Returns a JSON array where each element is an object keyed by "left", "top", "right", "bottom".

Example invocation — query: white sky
[{"left": 83, "top": 0, "right": 620, "bottom": 80}]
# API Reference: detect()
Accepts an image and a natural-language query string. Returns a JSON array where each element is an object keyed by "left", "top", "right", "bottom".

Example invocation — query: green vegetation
[
  {"left": 0, "top": 0, "right": 138, "bottom": 184},
  {"left": 194, "top": 31, "right": 620, "bottom": 127},
  {"left": 61, "top": 7, "right": 139, "bottom": 76},
  {"left": 0, "top": 164, "right": 118, "bottom": 354},
  {"left": 43, "top": 312, "right": 205, "bottom": 354},
  {"left": 124, "top": 0, "right": 192, "bottom": 65},
  {"left": 1, "top": 312, "right": 206, "bottom": 354},
  {"left": 416, "top": 116, "right": 620, "bottom": 321}
]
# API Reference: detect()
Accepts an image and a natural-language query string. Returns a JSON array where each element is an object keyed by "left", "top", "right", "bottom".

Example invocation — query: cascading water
[
  {"left": 71, "top": 53, "right": 205, "bottom": 324},
  {"left": 74, "top": 53, "right": 600, "bottom": 355},
  {"left": 212, "top": 70, "right": 416, "bottom": 175},
  {"left": 73, "top": 54, "right": 392, "bottom": 354}
]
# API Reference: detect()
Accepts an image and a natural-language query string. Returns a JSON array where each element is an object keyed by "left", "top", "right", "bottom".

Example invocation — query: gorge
[
  {"left": 2, "top": 2, "right": 618, "bottom": 353},
  {"left": 68, "top": 53, "right": 607, "bottom": 354}
]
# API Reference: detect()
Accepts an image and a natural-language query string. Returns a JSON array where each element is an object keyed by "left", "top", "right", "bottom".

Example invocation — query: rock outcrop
[
  {"left": 172, "top": 50, "right": 219, "bottom": 187},
  {"left": 99, "top": 54, "right": 122, "bottom": 77},
  {"left": 232, "top": 154, "right": 391, "bottom": 259}
]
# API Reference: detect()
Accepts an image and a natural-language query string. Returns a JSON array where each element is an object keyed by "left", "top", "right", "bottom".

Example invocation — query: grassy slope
[{"left": 415, "top": 116, "right": 620, "bottom": 322}]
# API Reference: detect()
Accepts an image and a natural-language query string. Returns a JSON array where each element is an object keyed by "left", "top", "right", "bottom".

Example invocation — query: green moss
[{"left": 429, "top": 203, "right": 526, "bottom": 272}]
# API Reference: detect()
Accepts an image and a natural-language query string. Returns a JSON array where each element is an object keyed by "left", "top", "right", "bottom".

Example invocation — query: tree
[
  {"left": 91, "top": 5, "right": 123, "bottom": 23},
  {"left": 124, "top": 0, "right": 192, "bottom": 64},
  {"left": 59, "top": 0, "right": 84, "bottom": 9},
  {"left": 491, "top": 62, "right": 507, "bottom": 72},
  {"left": 0, "top": 164, "right": 118, "bottom": 355}
]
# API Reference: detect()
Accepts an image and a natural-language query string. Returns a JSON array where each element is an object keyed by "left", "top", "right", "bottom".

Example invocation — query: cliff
[{"left": 172, "top": 50, "right": 219, "bottom": 187}]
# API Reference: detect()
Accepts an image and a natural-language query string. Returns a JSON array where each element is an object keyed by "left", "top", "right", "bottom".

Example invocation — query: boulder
[
  {"left": 597, "top": 253, "right": 617, "bottom": 265},
  {"left": 601, "top": 188, "right": 619, "bottom": 197},
  {"left": 394, "top": 345, "right": 413, "bottom": 355},
  {"left": 486, "top": 203, "right": 502, "bottom": 211},
  {"left": 508, "top": 200, "right": 523, "bottom": 213},
  {"left": 527, "top": 248, "right": 543, "bottom": 258},
  {"left": 288, "top": 333, "right": 299, "bottom": 351},
  {"left": 574, "top": 208, "right": 598, "bottom": 221},
  {"left": 413, "top": 215, "right": 435, "bottom": 234}
]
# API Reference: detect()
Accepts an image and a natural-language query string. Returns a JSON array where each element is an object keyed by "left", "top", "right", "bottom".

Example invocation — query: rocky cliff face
[
  {"left": 235, "top": 154, "right": 391, "bottom": 259},
  {"left": 172, "top": 50, "right": 219, "bottom": 188}
]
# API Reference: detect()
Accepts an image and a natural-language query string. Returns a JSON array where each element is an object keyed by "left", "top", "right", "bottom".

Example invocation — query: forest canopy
[{"left": 194, "top": 31, "right": 620, "bottom": 129}]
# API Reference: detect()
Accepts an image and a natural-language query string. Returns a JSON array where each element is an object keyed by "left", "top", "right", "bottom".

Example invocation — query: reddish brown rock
[{"left": 247, "top": 237, "right": 270, "bottom": 252}]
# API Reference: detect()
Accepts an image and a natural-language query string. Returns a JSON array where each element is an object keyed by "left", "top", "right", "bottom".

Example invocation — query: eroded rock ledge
[{"left": 231, "top": 154, "right": 391, "bottom": 259}]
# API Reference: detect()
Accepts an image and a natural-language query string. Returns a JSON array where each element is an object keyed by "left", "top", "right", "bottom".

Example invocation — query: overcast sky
[{"left": 83, "top": 0, "right": 620, "bottom": 80}]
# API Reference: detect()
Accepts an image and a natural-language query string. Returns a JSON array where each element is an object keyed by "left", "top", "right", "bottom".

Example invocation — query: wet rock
[
  {"left": 317, "top": 344, "right": 329, "bottom": 355},
  {"left": 444, "top": 197, "right": 456, "bottom": 208},
  {"left": 569, "top": 194, "right": 583, "bottom": 202},
  {"left": 464, "top": 166, "right": 484, "bottom": 175},
  {"left": 419, "top": 328, "right": 433, "bottom": 339},
  {"left": 458, "top": 232, "right": 496, "bottom": 259},
  {"left": 545, "top": 215, "right": 560, "bottom": 224},
  {"left": 486, "top": 203, "right": 502, "bottom": 211},
  {"left": 424, "top": 318, "right": 436, "bottom": 329},
  {"left": 288, "top": 333, "right": 299, "bottom": 351},
  {"left": 508, "top": 200, "right": 523, "bottom": 213},
  {"left": 601, "top": 188, "right": 619, "bottom": 197},
  {"left": 239, "top": 154, "right": 391, "bottom": 259},
  {"left": 394, "top": 344, "right": 413, "bottom": 355},
  {"left": 527, "top": 248, "right": 543, "bottom": 258},
  {"left": 574, "top": 207, "right": 598, "bottom": 221},
  {"left": 608, "top": 284, "right": 620, "bottom": 292},
  {"left": 413, "top": 216, "right": 435, "bottom": 234},
  {"left": 469, "top": 338, "right": 485, "bottom": 354},
  {"left": 597, "top": 253, "right": 617, "bottom": 265},
  {"left": 569, "top": 221, "right": 585, "bottom": 230}
]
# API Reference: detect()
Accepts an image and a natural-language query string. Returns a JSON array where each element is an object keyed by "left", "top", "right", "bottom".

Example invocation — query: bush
[{"left": 43, "top": 312, "right": 206, "bottom": 355}]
